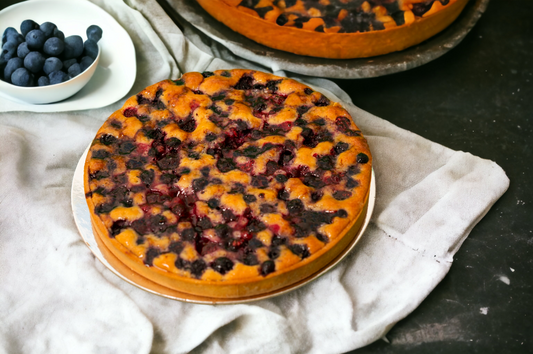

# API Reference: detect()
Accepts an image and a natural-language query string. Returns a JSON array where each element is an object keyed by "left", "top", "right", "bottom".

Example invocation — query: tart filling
[{"left": 84, "top": 69, "right": 372, "bottom": 297}]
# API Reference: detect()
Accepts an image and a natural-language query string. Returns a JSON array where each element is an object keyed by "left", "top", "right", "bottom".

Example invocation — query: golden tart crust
[
  {"left": 194, "top": 0, "right": 470, "bottom": 58},
  {"left": 84, "top": 69, "right": 372, "bottom": 298}
]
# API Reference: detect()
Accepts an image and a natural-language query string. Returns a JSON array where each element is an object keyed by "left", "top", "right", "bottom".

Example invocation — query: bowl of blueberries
[{"left": 0, "top": 20, "right": 103, "bottom": 104}]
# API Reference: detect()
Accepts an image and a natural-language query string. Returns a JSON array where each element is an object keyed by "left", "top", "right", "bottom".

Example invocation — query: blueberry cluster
[{"left": 0, "top": 20, "right": 102, "bottom": 87}]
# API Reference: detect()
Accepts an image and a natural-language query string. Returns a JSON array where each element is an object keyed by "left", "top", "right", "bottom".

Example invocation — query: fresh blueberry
[
  {"left": 43, "top": 57, "right": 62, "bottom": 75},
  {"left": 4, "top": 57, "right": 23, "bottom": 83},
  {"left": 86, "top": 25, "right": 103, "bottom": 43},
  {"left": 16, "top": 42, "right": 30, "bottom": 58},
  {"left": 63, "top": 35, "right": 83, "bottom": 59},
  {"left": 6, "top": 33, "right": 24, "bottom": 46},
  {"left": 20, "top": 20, "right": 39, "bottom": 37},
  {"left": 1, "top": 41, "right": 18, "bottom": 62},
  {"left": 79, "top": 56, "right": 94, "bottom": 72},
  {"left": 53, "top": 28, "right": 65, "bottom": 41},
  {"left": 24, "top": 51, "right": 45, "bottom": 73},
  {"left": 83, "top": 39, "right": 98, "bottom": 59},
  {"left": 11, "top": 67, "right": 33, "bottom": 86},
  {"left": 49, "top": 70, "right": 69, "bottom": 85},
  {"left": 43, "top": 37, "right": 64, "bottom": 56},
  {"left": 25, "top": 29, "right": 46, "bottom": 50},
  {"left": 2, "top": 27, "right": 18, "bottom": 45},
  {"left": 68, "top": 63, "right": 81, "bottom": 78},
  {"left": 39, "top": 22, "right": 57, "bottom": 38},
  {"left": 63, "top": 58, "right": 77, "bottom": 70},
  {"left": 37, "top": 76, "right": 49, "bottom": 86},
  {"left": 0, "top": 52, "right": 8, "bottom": 67}
]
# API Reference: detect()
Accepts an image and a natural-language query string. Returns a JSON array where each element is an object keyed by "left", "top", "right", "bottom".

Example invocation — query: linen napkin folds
[{"left": 0, "top": 0, "right": 509, "bottom": 353}]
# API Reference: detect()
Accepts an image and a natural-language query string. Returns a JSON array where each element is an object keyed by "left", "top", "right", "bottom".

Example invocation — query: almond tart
[
  {"left": 194, "top": 0, "right": 470, "bottom": 59},
  {"left": 84, "top": 69, "right": 372, "bottom": 298}
]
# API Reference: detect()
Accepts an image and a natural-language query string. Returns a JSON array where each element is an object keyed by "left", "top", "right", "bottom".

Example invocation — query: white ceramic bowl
[{"left": 0, "top": 48, "right": 100, "bottom": 105}]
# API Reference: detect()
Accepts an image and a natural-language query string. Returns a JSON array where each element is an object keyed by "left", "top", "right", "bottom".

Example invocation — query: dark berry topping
[
  {"left": 311, "top": 191, "right": 323, "bottom": 202},
  {"left": 277, "top": 188, "right": 290, "bottom": 201},
  {"left": 168, "top": 241, "right": 185, "bottom": 255},
  {"left": 289, "top": 244, "right": 310, "bottom": 259},
  {"left": 243, "top": 194, "right": 257, "bottom": 204},
  {"left": 346, "top": 178, "right": 359, "bottom": 189},
  {"left": 356, "top": 153, "right": 369, "bottom": 164},
  {"left": 166, "top": 137, "right": 182, "bottom": 147},
  {"left": 156, "top": 154, "right": 179, "bottom": 170},
  {"left": 315, "top": 95, "right": 330, "bottom": 106},
  {"left": 126, "top": 158, "right": 147, "bottom": 170},
  {"left": 276, "top": 14, "right": 289, "bottom": 26},
  {"left": 317, "top": 155, "right": 335, "bottom": 170},
  {"left": 234, "top": 75, "right": 254, "bottom": 90},
  {"left": 143, "top": 248, "right": 160, "bottom": 266},
  {"left": 110, "top": 220, "right": 127, "bottom": 237},
  {"left": 286, "top": 199, "right": 304, "bottom": 214},
  {"left": 242, "top": 253, "right": 259, "bottom": 266},
  {"left": 190, "top": 259, "right": 207, "bottom": 278},
  {"left": 215, "top": 224, "right": 232, "bottom": 239},
  {"left": 268, "top": 247, "right": 281, "bottom": 260},
  {"left": 261, "top": 260, "right": 276, "bottom": 276},
  {"left": 248, "top": 238, "right": 264, "bottom": 249},
  {"left": 205, "top": 133, "right": 217, "bottom": 142},
  {"left": 229, "top": 183, "right": 245, "bottom": 194},
  {"left": 196, "top": 217, "right": 213, "bottom": 230},
  {"left": 202, "top": 71, "right": 214, "bottom": 78},
  {"left": 217, "top": 158, "right": 236, "bottom": 172},
  {"left": 278, "top": 150, "right": 294, "bottom": 166},
  {"left": 271, "top": 235, "right": 286, "bottom": 247},
  {"left": 251, "top": 175, "right": 269, "bottom": 189},
  {"left": 92, "top": 150, "right": 110, "bottom": 159},
  {"left": 246, "top": 219, "right": 267, "bottom": 233},
  {"left": 222, "top": 209, "right": 237, "bottom": 222},
  {"left": 275, "top": 174, "right": 288, "bottom": 183},
  {"left": 333, "top": 142, "right": 349, "bottom": 155},
  {"left": 260, "top": 204, "right": 276, "bottom": 213},
  {"left": 99, "top": 134, "right": 117, "bottom": 146},
  {"left": 316, "top": 233, "right": 328, "bottom": 243},
  {"left": 302, "top": 175, "right": 326, "bottom": 189},
  {"left": 255, "top": 6, "right": 273, "bottom": 18},
  {"left": 178, "top": 116, "right": 197, "bottom": 132},
  {"left": 118, "top": 141, "right": 136, "bottom": 155},
  {"left": 192, "top": 178, "right": 209, "bottom": 192},
  {"left": 211, "top": 257, "right": 234, "bottom": 275},
  {"left": 332, "top": 190, "right": 352, "bottom": 200},
  {"left": 182, "top": 228, "right": 196, "bottom": 241},
  {"left": 336, "top": 209, "right": 348, "bottom": 218},
  {"left": 207, "top": 198, "right": 220, "bottom": 209}
]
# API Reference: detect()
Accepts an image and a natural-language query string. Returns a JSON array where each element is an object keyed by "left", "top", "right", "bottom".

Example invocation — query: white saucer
[{"left": 0, "top": 0, "right": 136, "bottom": 112}]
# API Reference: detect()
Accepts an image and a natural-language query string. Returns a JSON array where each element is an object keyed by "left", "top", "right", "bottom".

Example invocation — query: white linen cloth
[{"left": 0, "top": 0, "right": 509, "bottom": 353}]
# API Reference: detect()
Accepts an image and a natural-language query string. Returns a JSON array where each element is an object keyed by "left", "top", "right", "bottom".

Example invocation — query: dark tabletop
[
  {"left": 337, "top": 0, "right": 532, "bottom": 353},
  {"left": 2, "top": 0, "right": 530, "bottom": 352}
]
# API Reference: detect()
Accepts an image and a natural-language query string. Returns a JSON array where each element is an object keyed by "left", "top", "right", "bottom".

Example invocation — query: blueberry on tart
[{"left": 84, "top": 69, "right": 372, "bottom": 298}]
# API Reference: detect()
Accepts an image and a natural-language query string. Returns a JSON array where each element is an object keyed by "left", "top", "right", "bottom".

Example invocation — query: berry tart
[
  {"left": 194, "top": 0, "right": 470, "bottom": 59},
  {"left": 84, "top": 69, "right": 372, "bottom": 298}
]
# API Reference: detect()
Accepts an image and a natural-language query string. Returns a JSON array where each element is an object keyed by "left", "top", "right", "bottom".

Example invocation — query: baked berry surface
[
  {"left": 227, "top": 0, "right": 454, "bottom": 33},
  {"left": 84, "top": 69, "right": 371, "bottom": 296}
]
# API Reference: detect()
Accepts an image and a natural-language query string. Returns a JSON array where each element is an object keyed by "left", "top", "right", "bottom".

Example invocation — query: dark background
[
  {"left": 1, "top": 0, "right": 531, "bottom": 352},
  {"left": 336, "top": 0, "right": 532, "bottom": 353}
]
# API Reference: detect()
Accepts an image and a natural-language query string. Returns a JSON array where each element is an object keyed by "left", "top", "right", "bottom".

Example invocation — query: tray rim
[{"left": 161, "top": 0, "right": 490, "bottom": 79}]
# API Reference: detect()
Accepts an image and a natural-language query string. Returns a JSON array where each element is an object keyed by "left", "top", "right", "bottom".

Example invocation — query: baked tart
[
  {"left": 84, "top": 69, "right": 372, "bottom": 298},
  {"left": 194, "top": 0, "right": 470, "bottom": 58}
]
